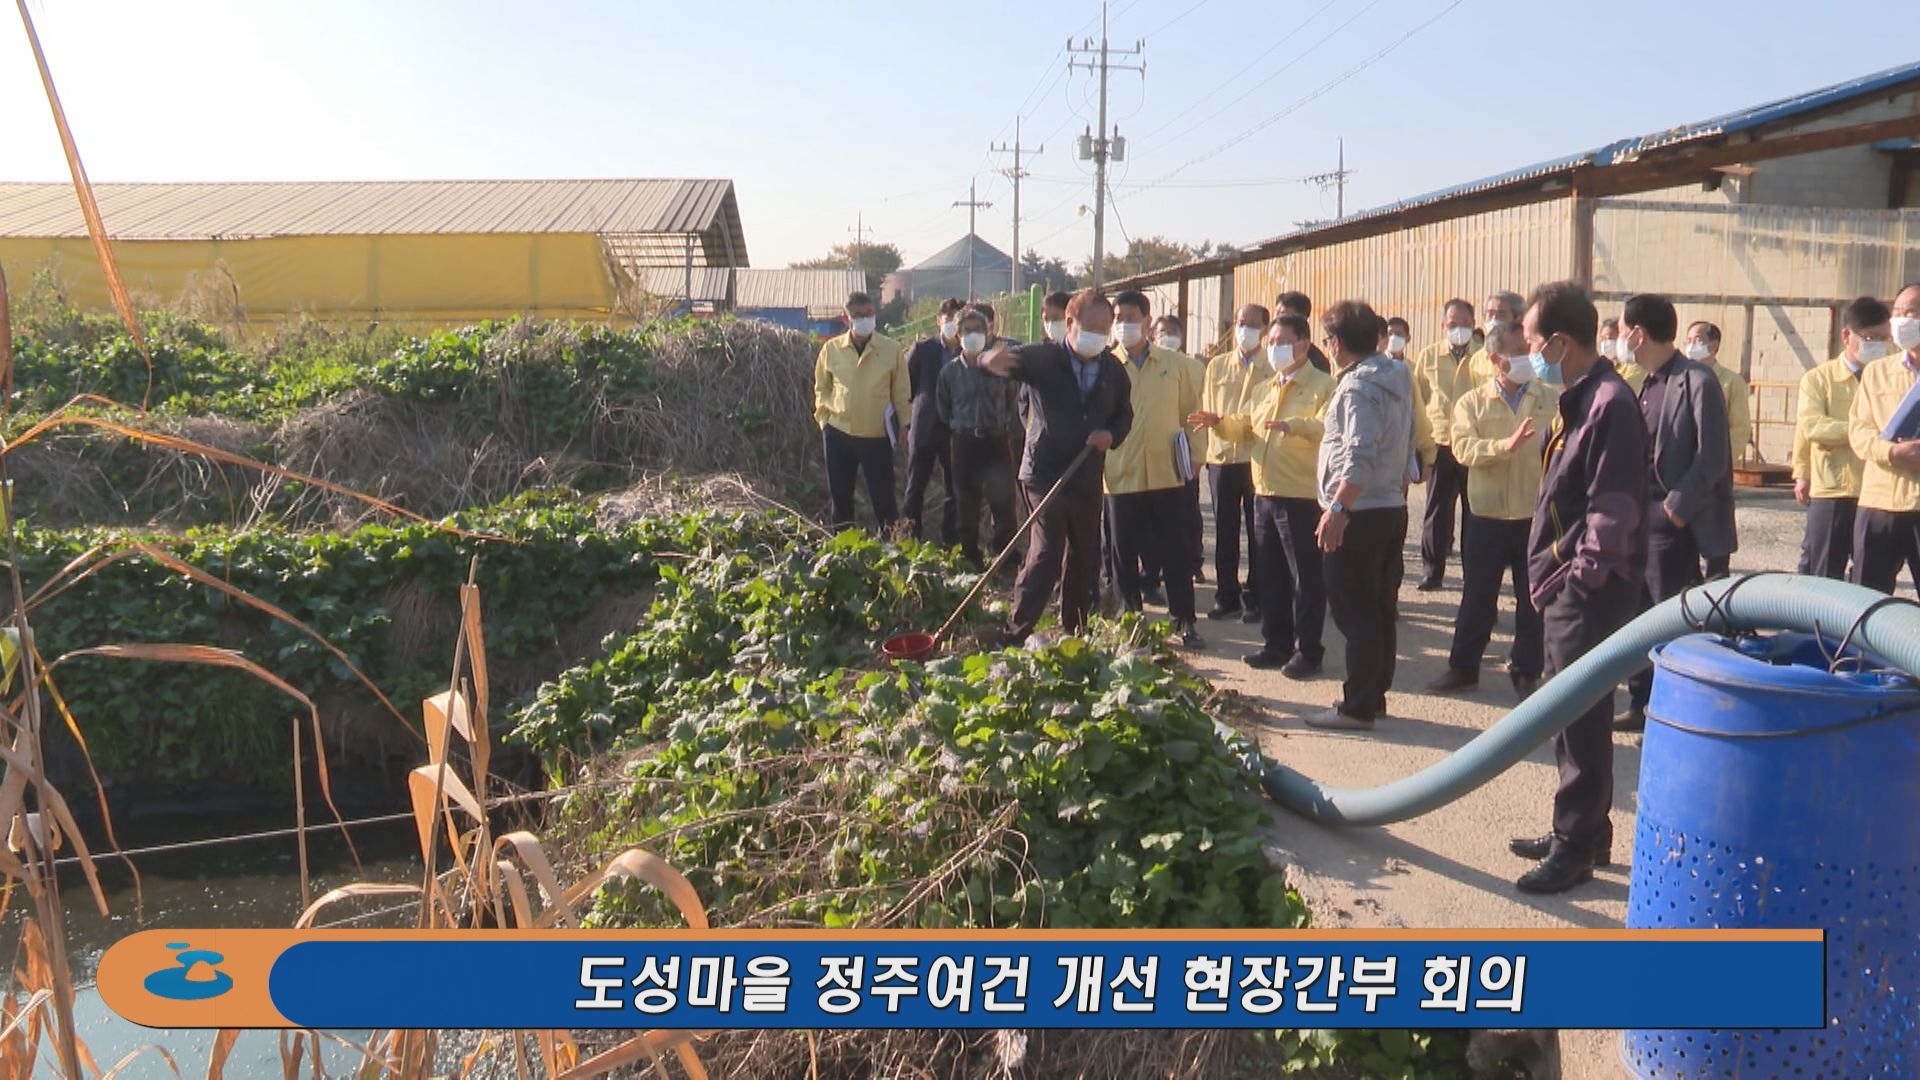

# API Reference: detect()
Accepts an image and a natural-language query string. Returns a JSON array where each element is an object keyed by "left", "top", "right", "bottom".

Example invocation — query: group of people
[{"left": 813, "top": 277, "right": 1920, "bottom": 896}]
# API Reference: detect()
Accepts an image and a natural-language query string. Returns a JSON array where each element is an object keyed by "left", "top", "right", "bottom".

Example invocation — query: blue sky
[{"left": 2, "top": 0, "right": 1915, "bottom": 269}]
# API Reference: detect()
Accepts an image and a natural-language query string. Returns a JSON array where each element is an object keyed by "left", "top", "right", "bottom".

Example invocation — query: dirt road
[{"left": 1182, "top": 486, "right": 1812, "bottom": 1078}]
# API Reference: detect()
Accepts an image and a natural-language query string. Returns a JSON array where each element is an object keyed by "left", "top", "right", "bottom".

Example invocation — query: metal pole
[
  {"left": 1011, "top": 118, "right": 1023, "bottom": 295},
  {"left": 1092, "top": 0, "right": 1109, "bottom": 289}
]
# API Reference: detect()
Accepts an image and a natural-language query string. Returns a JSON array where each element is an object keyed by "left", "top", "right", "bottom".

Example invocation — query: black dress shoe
[
  {"left": 1281, "top": 654, "right": 1321, "bottom": 680},
  {"left": 1240, "top": 607, "right": 1261, "bottom": 624},
  {"left": 1509, "top": 833, "right": 1613, "bottom": 868},
  {"left": 1614, "top": 704, "right": 1646, "bottom": 732},
  {"left": 1207, "top": 601, "right": 1243, "bottom": 620},
  {"left": 1516, "top": 849, "right": 1596, "bottom": 894},
  {"left": 1416, "top": 574, "right": 1444, "bottom": 591},
  {"left": 1244, "top": 650, "right": 1288, "bottom": 670},
  {"left": 1425, "top": 668, "right": 1479, "bottom": 694},
  {"left": 1512, "top": 673, "right": 1541, "bottom": 701}
]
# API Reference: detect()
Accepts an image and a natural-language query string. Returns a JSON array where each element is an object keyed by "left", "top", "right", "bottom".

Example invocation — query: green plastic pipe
[{"left": 1233, "top": 574, "right": 1920, "bottom": 827}]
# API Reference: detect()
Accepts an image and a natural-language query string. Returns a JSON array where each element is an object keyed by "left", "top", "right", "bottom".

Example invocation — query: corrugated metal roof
[
  {"left": 0, "top": 179, "right": 740, "bottom": 240},
  {"left": 1217, "top": 59, "right": 1920, "bottom": 265},
  {"left": 630, "top": 268, "right": 867, "bottom": 314}
]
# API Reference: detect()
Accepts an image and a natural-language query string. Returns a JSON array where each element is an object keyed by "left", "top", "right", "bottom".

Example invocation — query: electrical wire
[
  {"left": 1133, "top": 0, "right": 1344, "bottom": 144},
  {"left": 1137, "top": 0, "right": 1469, "bottom": 191}
]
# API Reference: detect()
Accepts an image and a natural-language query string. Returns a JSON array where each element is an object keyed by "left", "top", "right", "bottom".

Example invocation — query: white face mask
[
  {"left": 1856, "top": 339, "right": 1891, "bottom": 363},
  {"left": 938, "top": 317, "right": 957, "bottom": 340},
  {"left": 1044, "top": 319, "right": 1069, "bottom": 343},
  {"left": 1267, "top": 343, "right": 1294, "bottom": 371},
  {"left": 850, "top": 317, "right": 876, "bottom": 336},
  {"left": 1235, "top": 325, "right": 1264, "bottom": 353},
  {"left": 1071, "top": 328, "right": 1109, "bottom": 359},
  {"left": 1502, "top": 356, "right": 1536, "bottom": 386},
  {"left": 1684, "top": 341, "right": 1712, "bottom": 362},
  {"left": 1597, "top": 339, "right": 1617, "bottom": 360},
  {"left": 1447, "top": 325, "right": 1474, "bottom": 349},
  {"left": 1891, "top": 316, "right": 1920, "bottom": 352},
  {"left": 1484, "top": 316, "right": 1504, "bottom": 335},
  {"left": 1388, "top": 334, "right": 1408, "bottom": 356},
  {"left": 1156, "top": 334, "right": 1183, "bottom": 351},
  {"left": 1114, "top": 321, "right": 1144, "bottom": 348},
  {"left": 960, "top": 331, "right": 987, "bottom": 356}
]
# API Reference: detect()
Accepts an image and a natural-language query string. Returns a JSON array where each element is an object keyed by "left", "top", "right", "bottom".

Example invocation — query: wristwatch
[{"left": 1328, "top": 500, "right": 1347, "bottom": 515}]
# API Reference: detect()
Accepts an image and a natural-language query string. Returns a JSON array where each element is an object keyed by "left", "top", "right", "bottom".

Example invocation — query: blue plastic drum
[{"left": 1623, "top": 632, "right": 1920, "bottom": 1078}]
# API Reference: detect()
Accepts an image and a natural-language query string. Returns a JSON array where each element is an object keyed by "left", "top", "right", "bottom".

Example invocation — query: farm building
[
  {"left": 897, "top": 233, "right": 1014, "bottom": 303},
  {"left": 634, "top": 266, "right": 867, "bottom": 337},
  {"left": 0, "top": 178, "right": 748, "bottom": 325},
  {"left": 1113, "top": 61, "right": 1920, "bottom": 470}
]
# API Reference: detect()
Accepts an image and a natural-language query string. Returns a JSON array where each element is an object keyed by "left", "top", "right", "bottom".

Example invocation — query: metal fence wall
[{"left": 1232, "top": 200, "right": 1575, "bottom": 353}]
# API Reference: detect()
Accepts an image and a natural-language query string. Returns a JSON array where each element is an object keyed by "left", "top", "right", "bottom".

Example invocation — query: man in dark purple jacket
[
  {"left": 1510, "top": 281, "right": 1649, "bottom": 895},
  {"left": 902, "top": 298, "right": 966, "bottom": 545}
]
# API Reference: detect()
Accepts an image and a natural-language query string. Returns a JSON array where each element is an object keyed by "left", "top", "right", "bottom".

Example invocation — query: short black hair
[
  {"left": 846, "top": 291, "right": 874, "bottom": 310},
  {"left": 1844, "top": 296, "right": 1892, "bottom": 332},
  {"left": 1274, "top": 313, "right": 1311, "bottom": 341},
  {"left": 965, "top": 302, "right": 996, "bottom": 325},
  {"left": 1154, "top": 314, "right": 1185, "bottom": 335},
  {"left": 937, "top": 297, "right": 966, "bottom": 317},
  {"left": 1443, "top": 298, "right": 1474, "bottom": 320},
  {"left": 1066, "top": 289, "right": 1111, "bottom": 321},
  {"left": 1276, "top": 291, "right": 1312, "bottom": 318},
  {"left": 955, "top": 307, "right": 991, "bottom": 331},
  {"left": 1322, "top": 300, "right": 1382, "bottom": 358},
  {"left": 1044, "top": 290, "right": 1074, "bottom": 312},
  {"left": 1387, "top": 317, "right": 1410, "bottom": 335},
  {"left": 1622, "top": 294, "right": 1678, "bottom": 344},
  {"left": 1113, "top": 289, "right": 1151, "bottom": 318},
  {"left": 1527, "top": 281, "right": 1599, "bottom": 350},
  {"left": 1239, "top": 303, "right": 1272, "bottom": 326},
  {"left": 1687, "top": 321, "right": 1722, "bottom": 345}
]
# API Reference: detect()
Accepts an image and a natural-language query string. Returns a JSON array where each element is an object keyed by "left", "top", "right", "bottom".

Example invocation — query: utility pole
[
  {"left": 992, "top": 115, "right": 1043, "bottom": 295},
  {"left": 952, "top": 179, "right": 993, "bottom": 300},
  {"left": 1306, "top": 138, "right": 1354, "bottom": 221},
  {"left": 847, "top": 213, "right": 871, "bottom": 272},
  {"left": 1069, "top": 0, "right": 1143, "bottom": 289}
]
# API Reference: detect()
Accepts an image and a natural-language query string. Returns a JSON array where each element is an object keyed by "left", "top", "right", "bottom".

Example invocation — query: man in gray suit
[{"left": 1617, "top": 293, "right": 1734, "bottom": 731}]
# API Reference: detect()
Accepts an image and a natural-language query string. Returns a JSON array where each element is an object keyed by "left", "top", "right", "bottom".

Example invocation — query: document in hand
[
  {"left": 1882, "top": 375, "right": 1920, "bottom": 443},
  {"left": 1173, "top": 430, "right": 1195, "bottom": 484}
]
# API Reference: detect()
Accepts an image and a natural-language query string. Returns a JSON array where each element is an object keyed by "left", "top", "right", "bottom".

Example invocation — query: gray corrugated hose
[{"left": 1225, "top": 574, "right": 1920, "bottom": 826}]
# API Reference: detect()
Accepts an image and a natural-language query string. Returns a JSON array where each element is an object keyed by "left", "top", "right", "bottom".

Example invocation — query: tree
[
  {"left": 1020, "top": 250, "right": 1081, "bottom": 293},
  {"left": 1077, "top": 236, "right": 1236, "bottom": 287},
  {"left": 791, "top": 243, "right": 905, "bottom": 298}
]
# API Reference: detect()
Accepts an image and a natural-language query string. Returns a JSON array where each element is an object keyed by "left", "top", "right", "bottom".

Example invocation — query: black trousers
[
  {"left": 1544, "top": 573, "right": 1639, "bottom": 860},
  {"left": 951, "top": 432, "right": 1017, "bottom": 568},
  {"left": 1208, "top": 463, "right": 1260, "bottom": 607},
  {"left": 1800, "top": 497, "right": 1857, "bottom": 580},
  {"left": 1010, "top": 475, "right": 1103, "bottom": 640},
  {"left": 1133, "top": 478, "right": 1203, "bottom": 590},
  {"left": 1324, "top": 506, "right": 1407, "bottom": 720},
  {"left": 823, "top": 425, "right": 898, "bottom": 531},
  {"left": 1420, "top": 446, "right": 1469, "bottom": 581},
  {"left": 1110, "top": 487, "right": 1198, "bottom": 623},
  {"left": 1448, "top": 514, "right": 1544, "bottom": 678},
  {"left": 1629, "top": 512, "right": 1705, "bottom": 709},
  {"left": 902, "top": 434, "right": 959, "bottom": 545},
  {"left": 1852, "top": 507, "right": 1920, "bottom": 595},
  {"left": 1252, "top": 495, "right": 1325, "bottom": 663}
]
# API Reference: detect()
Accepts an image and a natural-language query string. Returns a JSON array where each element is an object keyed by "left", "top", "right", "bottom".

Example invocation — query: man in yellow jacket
[
  {"left": 1198, "top": 304, "right": 1274, "bottom": 619},
  {"left": 1598, "top": 317, "right": 1647, "bottom": 394},
  {"left": 1848, "top": 282, "right": 1920, "bottom": 594},
  {"left": 1795, "top": 297, "right": 1888, "bottom": 580},
  {"left": 1684, "top": 320, "right": 1751, "bottom": 578},
  {"left": 813, "top": 291, "right": 909, "bottom": 531},
  {"left": 1410, "top": 298, "right": 1482, "bottom": 590},
  {"left": 1190, "top": 312, "right": 1333, "bottom": 678},
  {"left": 1105, "top": 289, "right": 1206, "bottom": 647},
  {"left": 1426, "top": 322, "right": 1558, "bottom": 700}
]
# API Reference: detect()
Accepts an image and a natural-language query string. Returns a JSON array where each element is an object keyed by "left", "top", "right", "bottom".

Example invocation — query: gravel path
[{"left": 1176, "top": 485, "right": 1815, "bottom": 1078}]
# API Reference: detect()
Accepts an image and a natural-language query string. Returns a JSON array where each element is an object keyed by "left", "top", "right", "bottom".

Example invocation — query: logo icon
[{"left": 142, "top": 942, "right": 234, "bottom": 1001}]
